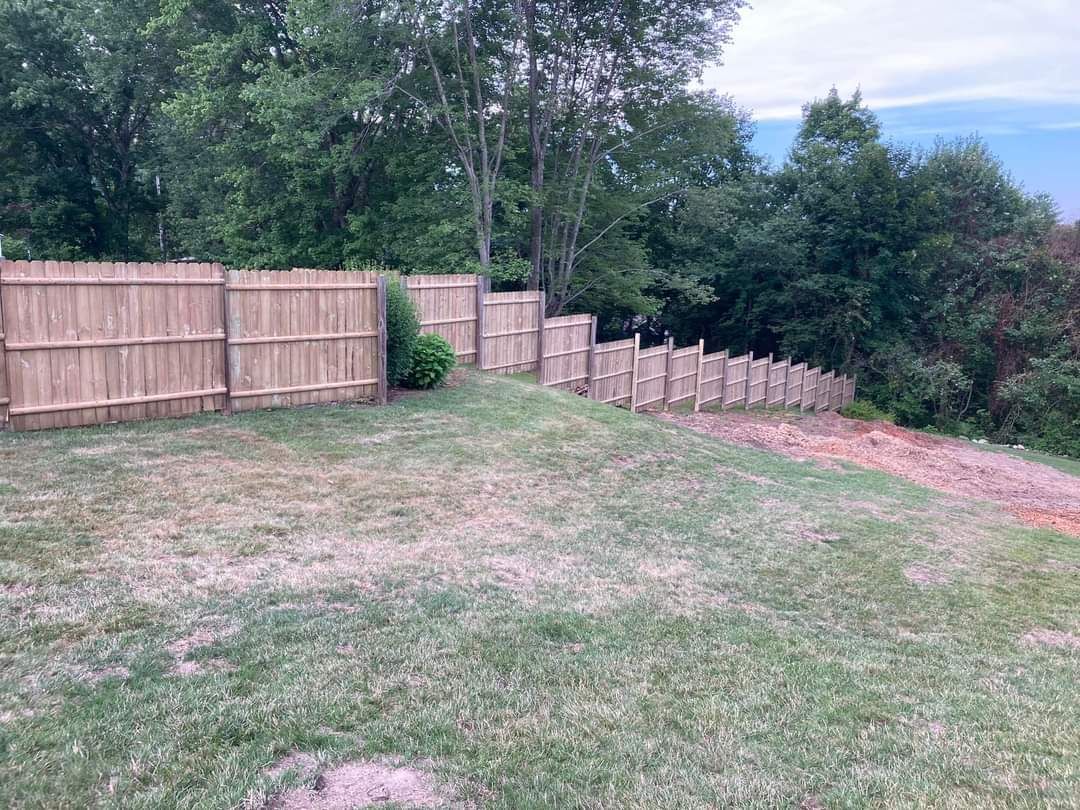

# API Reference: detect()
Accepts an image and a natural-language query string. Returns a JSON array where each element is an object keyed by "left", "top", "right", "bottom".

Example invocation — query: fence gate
[
  {"left": 479, "top": 290, "right": 543, "bottom": 374},
  {"left": 225, "top": 269, "right": 384, "bottom": 411},
  {"left": 0, "top": 260, "right": 227, "bottom": 431}
]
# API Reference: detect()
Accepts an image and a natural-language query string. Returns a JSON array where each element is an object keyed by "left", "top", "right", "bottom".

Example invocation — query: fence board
[
  {"left": 404, "top": 274, "right": 479, "bottom": 363},
  {"left": 666, "top": 344, "right": 700, "bottom": 407},
  {"left": 226, "top": 268, "right": 380, "bottom": 411},
  {"left": 747, "top": 355, "right": 770, "bottom": 408},
  {"left": 480, "top": 291, "right": 542, "bottom": 374},
  {"left": 696, "top": 350, "right": 726, "bottom": 410},
  {"left": 590, "top": 337, "right": 635, "bottom": 407},
  {"left": 0, "top": 260, "right": 227, "bottom": 430},
  {"left": 540, "top": 313, "right": 592, "bottom": 390}
]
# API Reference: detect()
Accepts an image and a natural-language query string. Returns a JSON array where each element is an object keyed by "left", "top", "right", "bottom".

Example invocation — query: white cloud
[{"left": 701, "top": 0, "right": 1080, "bottom": 121}]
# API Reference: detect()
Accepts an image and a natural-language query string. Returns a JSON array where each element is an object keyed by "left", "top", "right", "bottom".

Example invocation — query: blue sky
[{"left": 700, "top": 0, "right": 1080, "bottom": 221}]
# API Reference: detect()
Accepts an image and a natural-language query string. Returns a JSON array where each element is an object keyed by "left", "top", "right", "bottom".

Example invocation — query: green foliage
[
  {"left": 997, "top": 356, "right": 1080, "bottom": 458},
  {"left": 840, "top": 400, "right": 895, "bottom": 424},
  {"left": 406, "top": 334, "right": 456, "bottom": 389},
  {"left": 385, "top": 281, "right": 421, "bottom": 387}
]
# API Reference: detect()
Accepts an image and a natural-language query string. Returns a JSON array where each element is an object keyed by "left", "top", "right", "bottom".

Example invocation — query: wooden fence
[
  {"left": 478, "top": 290, "right": 543, "bottom": 374},
  {"left": 225, "top": 269, "right": 384, "bottom": 412},
  {"left": 0, "top": 261, "right": 385, "bottom": 430},
  {"left": 0, "top": 260, "right": 228, "bottom": 430},
  {"left": 403, "top": 273, "right": 482, "bottom": 363},
  {"left": 0, "top": 265, "right": 854, "bottom": 431}
]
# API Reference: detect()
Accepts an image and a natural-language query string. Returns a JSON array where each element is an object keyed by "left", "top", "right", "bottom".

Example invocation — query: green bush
[
  {"left": 840, "top": 399, "right": 895, "bottom": 423},
  {"left": 406, "top": 333, "right": 456, "bottom": 389},
  {"left": 386, "top": 280, "right": 420, "bottom": 386}
]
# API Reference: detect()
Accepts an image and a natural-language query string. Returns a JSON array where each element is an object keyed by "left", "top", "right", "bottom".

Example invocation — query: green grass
[{"left": 1, "top": 372, "right": 1077, "bottom": 808}]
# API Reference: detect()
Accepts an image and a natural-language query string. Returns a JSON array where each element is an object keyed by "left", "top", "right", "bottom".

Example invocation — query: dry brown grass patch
[{"left": 264, "top": 756, "right": 454, "bottom": 810}]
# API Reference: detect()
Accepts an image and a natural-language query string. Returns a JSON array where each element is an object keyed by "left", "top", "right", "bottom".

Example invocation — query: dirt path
[{"left": 660, "top": 410, "right": 1080, "bottom": 536}]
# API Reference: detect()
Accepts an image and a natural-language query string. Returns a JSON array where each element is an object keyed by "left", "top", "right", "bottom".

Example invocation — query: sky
[{"left": 699, "top": 0, "right": 1080, "bottom": 221}]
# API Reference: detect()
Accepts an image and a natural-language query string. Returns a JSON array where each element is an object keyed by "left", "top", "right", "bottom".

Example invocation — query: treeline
[{"left": 1, "top": 0, "right": 1077, "bottom": 454}]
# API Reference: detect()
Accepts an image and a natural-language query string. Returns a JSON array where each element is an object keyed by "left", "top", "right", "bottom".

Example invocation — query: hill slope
[{"left": 1, "top": 371, "right": 1077, "bottom": 808}]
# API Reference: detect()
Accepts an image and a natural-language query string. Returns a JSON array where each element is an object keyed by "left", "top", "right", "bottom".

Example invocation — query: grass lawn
[{"left": 1, "top": 372, "right": 1077, "bottom": 808}]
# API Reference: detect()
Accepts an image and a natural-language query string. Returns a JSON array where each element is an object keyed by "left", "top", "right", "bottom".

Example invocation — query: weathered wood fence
[
  {"left": 0, "top": 264, "right": 853, "bottom": 431},
  {"left": 399, "top": 273, "right": 855, "bottom": 415},
  {"left": 0, "top": 261, "right": 385, "bottom": 430}
]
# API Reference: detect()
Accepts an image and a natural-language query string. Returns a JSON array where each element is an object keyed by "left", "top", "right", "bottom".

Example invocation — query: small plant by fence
[{"left": 0, "top": 264, "right": 852, "bottom": 431}]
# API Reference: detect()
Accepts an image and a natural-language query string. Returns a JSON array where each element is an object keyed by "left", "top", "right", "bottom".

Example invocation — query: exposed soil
[
  {"left": 660, "top": 410, "right": 1080, "bottom": 536},
  {"left": 264, "top": 756, "right": 452, "bottom": 809}
]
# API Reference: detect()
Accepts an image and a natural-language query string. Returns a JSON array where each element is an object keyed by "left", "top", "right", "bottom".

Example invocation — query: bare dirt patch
[
  {"left": 1021, "top": 628, "right": 1080, "bottom": 651},
  {"left": 661, "top": 410, "right": 1080, "bottom": 536},
  {"left": 265, "top": 756, "right": 452, "bottom": 809},
  {"left": 166, "top": 623, "right": 237, "bottom": 676},
  {"left": 903, "top": 564, "right": 951, "bottom": 586}
]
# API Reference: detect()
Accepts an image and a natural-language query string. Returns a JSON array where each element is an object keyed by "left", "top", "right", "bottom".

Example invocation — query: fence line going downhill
[{"left": 0, "top": 263, "right": 853, "bottom": 431}]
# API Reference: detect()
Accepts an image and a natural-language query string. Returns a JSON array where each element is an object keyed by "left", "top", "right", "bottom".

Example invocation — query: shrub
[
  {"left": 840, "top": 399, "right": 895, "bottom": 423},
  {"left": 406, "top": 333, "right": 456, "bottom": 389},
  {"left": 385, "top": 280, "right": 420, "bottom": 386}
]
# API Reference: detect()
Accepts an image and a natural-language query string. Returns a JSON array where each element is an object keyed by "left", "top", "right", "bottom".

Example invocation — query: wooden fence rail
[{"left": 0, "top": 265, "right": 855, "bottom": 431}]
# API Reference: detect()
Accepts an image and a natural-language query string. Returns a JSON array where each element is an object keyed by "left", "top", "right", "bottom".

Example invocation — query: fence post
[
  {"left": 720, "top": 351, "right": 731, "bottom": 410},
  {"left": 217, "top": 262, "right": 233, "bottom": 415},
  {"left": 629, "top": 332, "right": 641, "bottom": 412},
  {"left": 0, "top": 260, "right": 9, "bottom": 429},
  {"left": 786, "top": 358, "right": 794, "bottom": 412},
  {"left": 743, "top": 350, "right": 754, "bottom": 409},
  {"left": 693, "top": 339, "right": 705, "bottom": 412},
  {"left": 535, "top": 291, "right": 546, "bottom": 382},
  {"left": 376, "top": 275, "right": 388, "bottom": 405},
  {"left": 586, "top": 315, "right": 598, "bottom": 400},
  {"left": 475, "top": 277, "right": 487, "bottom": 369},
  {"left": 662, "top": 336, "right": 674, "bottom": 409}
]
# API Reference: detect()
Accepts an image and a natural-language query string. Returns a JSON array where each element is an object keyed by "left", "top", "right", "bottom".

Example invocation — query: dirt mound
[
  {"left": 661, "top": 410, "right": 1080, "bottom": 536},
  {"left": 265, "top": 756, "right": 451, "bottom": 809}
]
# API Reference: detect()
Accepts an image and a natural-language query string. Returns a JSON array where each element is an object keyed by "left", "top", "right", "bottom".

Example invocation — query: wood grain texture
[
  {"left": 0, "top": 260, "right": 227, "bottom": 430},
  {"left": 590, "top": 337, "right": 635, "bottom": 407},
  {"left": 540, "top": 314, "right": 592, "bottom": 390},
  {"left": 225, "top": 268, "right": 380, "bottom": 412},
  {"left": 479, "top": 290, "right": 542, "bottom": 374},
  {"left": 404, "top": 274, "right": 480, "bottom": 362}
]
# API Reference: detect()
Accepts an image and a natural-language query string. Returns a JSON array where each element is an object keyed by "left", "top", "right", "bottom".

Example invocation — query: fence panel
[
  {"left": 633, "top": 344, "right": 669, "bottom": 412},
  {"left": 786, "top": 363, "right": 805, "bottom": 407},
  {"left": 766, "top": 359, "right": 788, "bottom": 407},
  {"left": 403, "top": 274, "right": 479, "bottom": 363},
  {"left": 843, "top": 375, "right": 856, "bottom": 406},
  {"left": 666, "top": 345, "right": 699, "bottom": 408},
  {"left": 0, "top": 286, "right": 7, "bottom": 426},
  {"left": 541, "top": 314, "right": 593, "bottom": 390},
  {"left": 225, "top": 269, "right": 382, "bottom": 412},
  {"left": 830, "top": 374, "right": 846, "bottom": 411},
  {"left": 723, "top": 353, "right": 750, "bottom": 408},
  {"left": 0, "top": 260, "right": 227, "bottom": 431},
  {"left": 590, "top": 337, "right": 635, "bottom": 407},
  {"left": 801, "top": 367, "right": 820, "bottom": 411},
  {"left": 747, "top": 355, "right": 770, "bottom": 408},
  {"left": 815, "top": 370, "right": 833, "bottom": 412},
  {"left": 696, "top": 351, "right": 726, "bottom": 410},
  {"left": 480, "top": 291, "right": 541, "bottom": 374}
]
